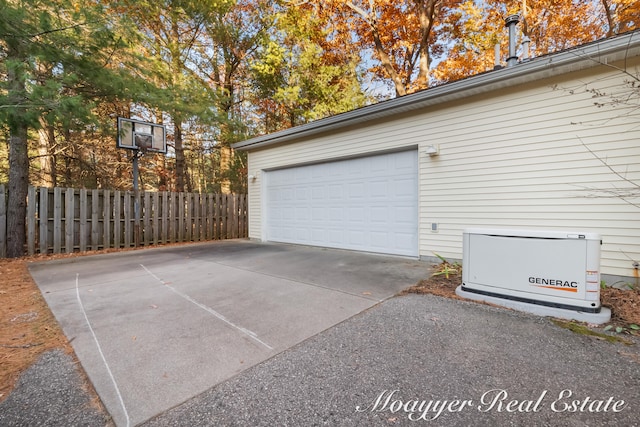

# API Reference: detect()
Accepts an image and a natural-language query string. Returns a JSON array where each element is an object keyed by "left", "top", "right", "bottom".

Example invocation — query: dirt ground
[
  {"left": 1, "top": 253, "right": 639, "bottom": 403},
  {"left": 0, "top": 258, "right": 72, "bottom": 401}
]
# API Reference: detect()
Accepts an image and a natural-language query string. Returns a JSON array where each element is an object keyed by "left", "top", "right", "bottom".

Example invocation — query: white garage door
[{"left": 265, "top": 150, "right": 418, "bottom": 256}]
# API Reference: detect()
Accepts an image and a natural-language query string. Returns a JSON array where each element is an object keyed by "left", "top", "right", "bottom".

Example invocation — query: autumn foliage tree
[
  {"left": 2, "top": 0, "right": 640, "bottom": 257},
  {"left": 302, "top": 0, "right": 462, "bottom": 97},
  {"left": 433, "top": 0, "right": 640, "bottom": 84},
  {"left": 250, "top": 2, "right": 368, "bottom": 132}
]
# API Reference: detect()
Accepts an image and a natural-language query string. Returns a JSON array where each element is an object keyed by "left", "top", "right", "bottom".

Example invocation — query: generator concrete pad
[
  {"left": 29, "top": 240, "right": 429, "bottom": 426},
  {"left": 456, "top": 285, "right": 612, "bottom": 324}
]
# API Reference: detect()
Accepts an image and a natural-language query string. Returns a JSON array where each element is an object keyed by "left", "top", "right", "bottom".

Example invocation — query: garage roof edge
[{"left": 233, "top": 31, "right": 640, "bottom": 151}]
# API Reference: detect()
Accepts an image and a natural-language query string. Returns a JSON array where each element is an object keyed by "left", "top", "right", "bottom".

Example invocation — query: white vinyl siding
[{"left": 246, "top": 61, "right": 640, "bottom": 278}]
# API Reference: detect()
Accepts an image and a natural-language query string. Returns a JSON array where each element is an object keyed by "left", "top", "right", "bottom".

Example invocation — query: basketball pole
[{"left": 132, "top": 151, "right": 141, "bottom": 247}]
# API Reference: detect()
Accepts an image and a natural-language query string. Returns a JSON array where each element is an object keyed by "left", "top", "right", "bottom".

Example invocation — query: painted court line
[
  {"left": 140, "top": 264, "right": 274, "bottom": 351},
  {"left": 75, "top": 274, "right": 130, "bottom": 427}
]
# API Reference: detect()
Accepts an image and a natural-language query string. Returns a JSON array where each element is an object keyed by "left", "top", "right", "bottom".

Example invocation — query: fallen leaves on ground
[{"left": 0, "top": 258, "right": 71, "bottom": 401}]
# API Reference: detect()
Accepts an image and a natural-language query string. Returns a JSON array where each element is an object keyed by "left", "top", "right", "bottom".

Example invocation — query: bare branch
[
  {"left": 577, "top": 135, "right": 640, "bottom": 191},
  {"left": 571, "top": 184, "right": 640, "bottom": 209}
]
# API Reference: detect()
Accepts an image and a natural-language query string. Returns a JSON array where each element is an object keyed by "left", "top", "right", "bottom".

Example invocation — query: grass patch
[{"left": 551, "top": 319, "right": 634, "bottom": 346}]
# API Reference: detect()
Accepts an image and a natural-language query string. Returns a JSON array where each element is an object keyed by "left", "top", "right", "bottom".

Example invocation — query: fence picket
[
  {"left": 53, "top": 188, "right": 62, "bottom": 253},
  {"left": 0, "top": 185, "right": 7, "bottom": 258},
  {"left": 39, "top": 187, "right": 48, "bottom": 254},
  {"left": 153, "top": 192, "right": 160, "bottom": 245},
  {"left": 226, "top": 195, "right": 233, "bottom": 239},
  {"left": 193, "top": 193, "right": 200, "bottom": 242},
  {"left": 124, "top": 192, "right": 131, "bottom": 248},
  {"left": 168, "top": 192, "right": 176, "bottom": 243},
  {"left": 27, "top": 187, "right": 36, "bottom": 255},
  {"left": 91, "top": 189, "right": 99, "bottom": 251},
  {"left": 80, "top": 189, "right": 88, "bottom": 252},
  {"left": 144, "top": 192, "right": 151, "bottom": 246},
  {"left": 161, "top": 192, "right": 167, "bottom": 244},
  {"left": 103, "top": 190, "right": 111, "bottom": 250},
  {"left": 65, "top": 188, "right": 74, "bottom": 253},
  {"left": 113, "top": 191, "right": 121, "bottom": 249}
]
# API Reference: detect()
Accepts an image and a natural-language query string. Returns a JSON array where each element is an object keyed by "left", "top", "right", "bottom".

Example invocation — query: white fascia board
[{"left": 233, "top": 31, "right": 640, "bottom": 151}]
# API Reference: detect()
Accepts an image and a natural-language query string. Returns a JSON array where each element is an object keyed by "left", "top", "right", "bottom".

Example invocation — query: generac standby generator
[{"left": 456, "top": 228, "right": 611, "bottom": 323}]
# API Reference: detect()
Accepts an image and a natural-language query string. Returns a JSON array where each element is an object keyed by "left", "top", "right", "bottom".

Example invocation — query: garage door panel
[
  {"left": 265, "top": 150, "right": 418, "bottom": 256},
  {"left": 295, "top": 207, "right": 309, "bottom": 221},
  {"left": 395, "top": 153, "right": 415, "bottom": 169},
  {"left": 393, "top": 178, "right": 416, "bottom": 194},
  {"left": 394, "top": 206, "right": 416, "bottom": 223},
  {"left": 348, "top": 231, "right": 366, "bottom": 245}
]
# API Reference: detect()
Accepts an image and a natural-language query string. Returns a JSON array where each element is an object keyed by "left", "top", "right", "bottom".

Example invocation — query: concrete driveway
[{"left": 29, "top": 240, "right": 429, "bottom": 426}]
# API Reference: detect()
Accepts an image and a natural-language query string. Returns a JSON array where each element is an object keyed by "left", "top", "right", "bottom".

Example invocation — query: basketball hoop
[
  {"left": 134, "top": 133, "right": 152, "bottom": 157},
  {"left": 117, "top": 117, "right": 167, "bottom": 155}
]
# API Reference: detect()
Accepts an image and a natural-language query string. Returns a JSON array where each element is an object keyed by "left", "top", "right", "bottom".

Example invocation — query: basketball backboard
[{"left": 117, "top": 117, "right": 167, "bottom": 154}]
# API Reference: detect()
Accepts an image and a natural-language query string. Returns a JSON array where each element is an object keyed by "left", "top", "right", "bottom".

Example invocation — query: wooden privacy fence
[{"left": 0, "top": 185, "right": 247, "bottom": 257}]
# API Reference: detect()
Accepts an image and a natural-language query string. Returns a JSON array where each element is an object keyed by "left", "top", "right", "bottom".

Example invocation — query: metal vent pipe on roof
[
  {"left": 522, "top": 36, "right": 531, "bottom": 61},
  {"left": 505, "top": 14, "right": 519, "bottom": 67},
  {"left": 494, "top": 43, "right": 502, "bottom": 69}
]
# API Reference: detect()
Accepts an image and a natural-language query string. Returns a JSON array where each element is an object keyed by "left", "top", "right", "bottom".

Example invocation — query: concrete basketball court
[{"left": 29, "top": 240, "right": 429, "bottom": 426}]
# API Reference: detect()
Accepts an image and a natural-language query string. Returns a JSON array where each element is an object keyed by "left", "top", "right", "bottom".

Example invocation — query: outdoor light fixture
[
  {"left": 425, "top": 144, "right": 439, "bottom": 156},
  {"left": 248, "top": 173, "right": 257, "bottom": 182}
]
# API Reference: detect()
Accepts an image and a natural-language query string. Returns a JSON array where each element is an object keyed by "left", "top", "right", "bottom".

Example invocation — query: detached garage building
[{"left": 233, "top": 32, "right": 640, "bottom": 281}]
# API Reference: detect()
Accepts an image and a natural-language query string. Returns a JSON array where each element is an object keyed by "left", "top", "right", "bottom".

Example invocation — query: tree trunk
[
  {"left": 7, "top": 124, "right": 29, "bottom": 258},
  {"left": 220, "top": 146, "right": 232, "bottom": 194},
  {"left": 347, "top": 1, "right": 407, "bottom": 96},
  {"left": 6, "top": 46, "right": 30, "bottom": 257},
  {"left": 414, "top": 0, "right": 438, "bottom": 90},
  {"left": 62, "top": 128, "right": 73, "bottom": 187},
  {"left": 174, "top": 122, "right": 186, "bottom": 192},
  {"left": 600, "top": 0, "right": 615, "bottom": 37},
  {"left": 371, "top": 26, "right": 407, "bottom": 97},
  {"left": 36, "top": 62, "right": 56, "bottom": 187},
  {"left": 37, "top": 119, "right": 56, "bottom": 187}
]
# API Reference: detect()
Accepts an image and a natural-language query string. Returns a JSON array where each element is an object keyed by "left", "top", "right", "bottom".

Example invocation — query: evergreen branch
[{"left": 0, "top": 20, "right": 104, "bottom": 39}]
